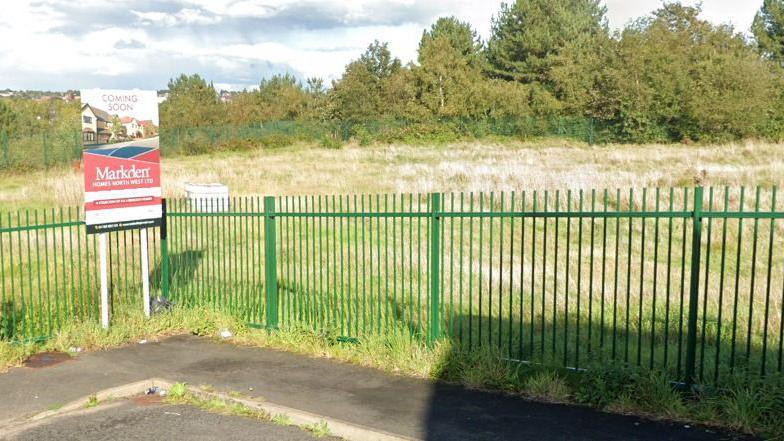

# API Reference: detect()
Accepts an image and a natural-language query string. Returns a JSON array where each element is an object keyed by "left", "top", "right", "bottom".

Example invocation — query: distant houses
[
  {"left": 81, "top": 103, "right": 158, "bottom": 146},
  {"left": 81, "top": 103, "right": 113, "bottom": 145},
  {"left": 120, "top": 116, "right": 142, "bottom": 138},
  {"left": 138, "top": 120, "right": 158, "bottom": 137}
]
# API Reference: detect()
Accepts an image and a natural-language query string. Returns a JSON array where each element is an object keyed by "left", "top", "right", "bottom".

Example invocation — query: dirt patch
[
  {"left": 23, "top": 352, "right": 71, "bottom": 369},
  {"left": 131, "top": 394, "right": 165, "bottom": 406}
]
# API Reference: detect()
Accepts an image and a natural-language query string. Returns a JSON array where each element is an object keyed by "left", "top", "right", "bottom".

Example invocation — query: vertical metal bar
[
  {"left": 364, "top": 194, "right": 373, "bottom": 332},
  {"left": 409, "top": 194, "right": 415, "bottom": 339},
  {"left": 588, "top": 189, "right": 596, "bottom": 357},
  {"left": 577, "top": 190, "right": 584, "bottom": 367},
  {"left": 518, "top": 191, "right": 526, "bottom": 359},
  {"left": 664, "top": 188, "right": 674, "bottom": 370},
  {"left": 459, "top": 192, "right": 466, "bottom": 345},
  {"left": 33, "top": 210, "right": 45, "bottom": 336},
  {"left": 730, "top": 186, "right": 744, "bottom": 372},
  {"left": 637, "top": 188, "right": 646, "bottom": 366},
  {"left": 24, "top": 210, "right": 34, "bottom": 335},
  {"left": 8, "top": 212, "right": 17, "bottom": 335},
  {"left": 466, "top": 193, "right": 474, "bottom": 348},
  {"left": 564, "top": 190, "right": 571, "bottom": 367},
  {"left": 650, "top": 188, "right": 660, "bottom": 369},
  {"left": 677, "top": 188, "right": 689, "bottom": 377},
  {"left": 746, "top": 187, "right": 761, "bottom": 365},
  {"left": 552, "top": 190, "right": 559, "bottom": 358},
  {"left": 530, "top": 191, "right": 537, "bottom": 355},
  {"left": 625, "top": 189, "right": 633, "bottom": 363},
  {"left": 714, "top": 187, "right": 730, "bottom": 381},
  {"left": 685, "top": 186, "right": 704, "bottom": 386},
  {"left": 508, "top": 191, "right": 515, "bottom": 357},
  {"left": 0, "top": 217, "right": 6, "bottom": 337},
  {"left": 160, "top": 199, "right": 169, "bottom": 299},
  {"left": 377, "top": 194, "right": 383, "bottom": 334},
  {"left": 478, "top": 192, "right": 484, "bottom": 346},
  {"left": 449, "top": 193, "right": 456, "bottom": 338},
  {"left": 699, "top": 188, "right": 714, "bottom": 379},
  {"left": 418, "top": 194, "right": 424, "bottom": 337},
  {"left": 384, "top": 194, "right": 390, "bottom": 333},
  {"left": 264, "top": 196, "right": 278, "bottom": 329},
  {"left": 498, "top": 192, "right": 504, "bottom": 350},
  {"left": 761, "top": 186, "right": 777, "bottom": 376},
  {"left": 612, "top": 189, "right": 621, "bottom": 360},
  {"left": 541, "top": 191, "right": 548, "bottom": 358},
  {"left": 600, "top": 189, "right": 608, "bottom": 350},
  {"left": 428, "top": 193, "right": 441, "bottom": 344}
]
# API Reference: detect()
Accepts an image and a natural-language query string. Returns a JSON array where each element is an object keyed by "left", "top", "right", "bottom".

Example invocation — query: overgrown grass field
[{"left": 1, "top": 139, "right": 784, "bottom": 436}]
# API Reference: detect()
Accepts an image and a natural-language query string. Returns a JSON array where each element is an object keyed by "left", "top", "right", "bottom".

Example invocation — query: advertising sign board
[{"left": 80, "top": 89, "right": 161, "bottom": 234}]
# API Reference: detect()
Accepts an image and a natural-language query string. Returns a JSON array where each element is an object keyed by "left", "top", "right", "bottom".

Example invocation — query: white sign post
[
  {"left": 140, "top": 229, "right": 151, "bottom": 318},
  {"left": 99, "top": 233, "right": 110, "bottom": 329}
]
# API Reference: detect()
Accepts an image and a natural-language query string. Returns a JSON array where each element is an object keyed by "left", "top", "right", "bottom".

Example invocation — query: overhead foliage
[{"left": 154, "top": 1, "right": 784, "bottom": 143}]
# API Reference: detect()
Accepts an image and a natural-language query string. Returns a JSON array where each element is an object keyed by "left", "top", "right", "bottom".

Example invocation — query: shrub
[
  {"left": 259, "top": 133, "right": 295, "bottom": 149},
  {"left": 351, "top": 125, "right": 373, "bottom": 146},
  {"left": 575, "top": 362, "right": 640, "bottom": 408},
  {"left": 319, "top": 135, "right": 343, "bottom": 149}
]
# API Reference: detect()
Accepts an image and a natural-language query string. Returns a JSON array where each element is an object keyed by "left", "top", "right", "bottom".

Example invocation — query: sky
[{"left": 0, "top": 1, "right": 764, "bottom": 92}]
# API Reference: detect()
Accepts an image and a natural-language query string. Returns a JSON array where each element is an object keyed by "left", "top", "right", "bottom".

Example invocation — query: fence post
[
  {"left": 1, "top": 131, "right": 8, "bottom": 167},
  {"left": 685, "top": 186, "right": 704, "bottom": 387},
  {"left": 428, "top": 192, "right": 441, "bottom": 345},
  {"left": 42, "top": 132, "right": 48, "bottom": 167},
  {"left": 264, "top": 196, "right": 279, "bottom": 330},
  {"left": 160, "top": 199, "right": 170, "bottom": 298}
]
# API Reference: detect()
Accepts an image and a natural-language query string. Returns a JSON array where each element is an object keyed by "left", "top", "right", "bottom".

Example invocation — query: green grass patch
[{"left": 303, "top": 420, "right": 331, "bottom": 438}]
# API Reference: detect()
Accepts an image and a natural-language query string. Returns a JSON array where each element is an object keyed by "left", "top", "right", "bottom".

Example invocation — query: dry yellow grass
[{"left": 1, "top": 138, "right": 782, "bottom": 209}]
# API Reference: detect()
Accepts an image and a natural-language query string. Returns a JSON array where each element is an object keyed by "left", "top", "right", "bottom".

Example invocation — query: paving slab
[{"left": 0, "top": 334, "right": 755, "bottom": 440}]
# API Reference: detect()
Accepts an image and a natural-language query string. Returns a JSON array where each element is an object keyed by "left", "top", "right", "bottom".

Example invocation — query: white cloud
[{"left": 0, "top": 0, "right": 765, "bottom": 91}]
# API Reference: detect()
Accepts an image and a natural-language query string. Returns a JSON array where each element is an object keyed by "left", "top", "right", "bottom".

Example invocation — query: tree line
[{"left": 3, "top": 1, "right": 784, "bottom": 145}]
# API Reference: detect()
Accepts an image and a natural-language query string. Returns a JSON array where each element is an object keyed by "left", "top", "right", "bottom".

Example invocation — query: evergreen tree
[
  {"left": 416, "top": 17, "right": 485, "bottom": 117},
  {"left": 485, "top": 0, "right": 608, "bottom": 114},
  {"left": 486, "top": 0, "right": 607, "bottom": 83},
  {"left": 753, "top": 0, "right": 784, "bottom": 65},
  {"left": 160, "top": 74, "right": 221, "bottom": 128}
]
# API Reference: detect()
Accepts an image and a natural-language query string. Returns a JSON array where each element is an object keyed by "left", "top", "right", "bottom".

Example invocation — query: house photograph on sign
[{"left": 80, "top": 89, "right": 159, "bottom": 148}]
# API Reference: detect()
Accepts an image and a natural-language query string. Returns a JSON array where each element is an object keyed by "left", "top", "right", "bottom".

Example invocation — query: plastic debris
[
  {"left": 145, "top": 386, "right": 160, "bottom": 395},
  {"left": 158, "top": 389, "right": 168, "bottom": 397},
  {"left": 68, "top": 347, "right": 83, "bottom": 353},
  {"left": 139, "top": 339, "right": 148, "bottom": 344},
  {"left": 150, "top": 296, "right": 173, "bottom": 314},
  {"left": 220, "top": 329, "right": 233, "bottom": 339}
]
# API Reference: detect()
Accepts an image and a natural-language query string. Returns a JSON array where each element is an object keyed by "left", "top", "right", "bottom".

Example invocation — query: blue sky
[{"left": 0, "top": 1, "right": 764, "bottom": 91}]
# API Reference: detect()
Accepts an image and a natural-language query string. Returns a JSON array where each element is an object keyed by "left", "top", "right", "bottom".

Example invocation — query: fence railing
[{"left": 2, "top": 186, "right": 783, "bottom": 387}]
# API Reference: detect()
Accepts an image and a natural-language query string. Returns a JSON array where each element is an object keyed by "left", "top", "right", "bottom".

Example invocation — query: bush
[
  {"left": 350, "top": 125, "right": 373, "bottom": 146},
  {"left": 259, "top": 133, "right": 295, "bottom": 149},
  {"left": 575, "top": 362, "right": 641, "bottom": 408},
  {"left": 319, "top": 135, "right": 343, "bottom": 149}
]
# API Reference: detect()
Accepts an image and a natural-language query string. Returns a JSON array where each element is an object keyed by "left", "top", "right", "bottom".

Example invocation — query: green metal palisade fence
[{"left": 2, "top": 186, "right": 784, "bottom": 387}]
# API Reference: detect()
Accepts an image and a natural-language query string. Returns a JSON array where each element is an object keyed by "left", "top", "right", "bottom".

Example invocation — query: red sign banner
[{"left": 83, "top": 146, "right": 162, "bottom": 234}]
